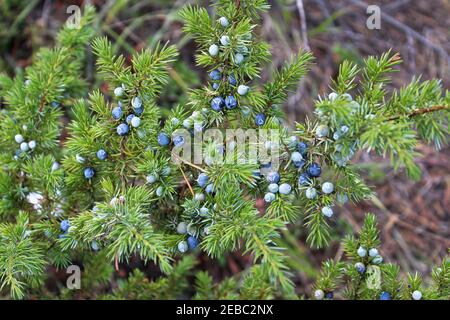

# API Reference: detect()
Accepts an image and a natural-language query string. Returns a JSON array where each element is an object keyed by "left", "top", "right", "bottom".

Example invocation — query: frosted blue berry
[
  {"left": 117, "top": 123, "right": 129, "bottom": 136},
  {"left": 134, "top": 106, "right": 143, "bottom": 116},
  {"left": 91, "top": 241, "right": 99, "bottom": 251},
  {"left": 177, "top": 222, "right": 188, "bottom": 234},
  {"left": 178, "top": 240, "right": 188, "bottom": 253},
  {"left": 325, "top": 292, "right": 334, "bottom": 299},
  {"left": 194, "top": 193, "right": 205, "bottom": 202},
  {"left": 307, "top": 162, "right": 321, "bottom": 178},
  {"left": 15, "top": 134, "right": 24, "bottom": 144},
  {"left": 173, "top": 135, "right": 185, "bottom": 147},
  {"left": 199, "top": 207, "right": 209, "bottom": 216},
  {"left": 234, "top": 53, "right": 244, "bottom": 65},
  {"left": 333, "top": 131, "right": 341, "bottom": 140},
  {"left": 51, "top": 162, "right": 60, "bottom": 172},
  {"left": 84, "top": 167, "right": 95, "bottom": 179},
  {"left": 293, "top": 159, "right": 306, "bottom": 169},
  {"left": 288, "top": 136, "right": 298, "bottom": 148},
  {"left": 355, "top": 262, "right": 366, "bottom": 274},
  {"left": 298, "top": 173, "right": 310, "bottom": 185},
  {"left": 209, "top": 69, "right": 222, "bottom": 81},
  {"left": 255, "top": 113, "right": 266, "bottom": 126},
  {"left": 114, "top": 86, "right": 124, "bottom": 97},
  {"left": 126, "top": 114, "right": 135, "bottom": 124},
  {"left": 156, "top": 186, "right": 163, "bottom": 197},
  {"left": 187, "top": 236, "right": 199, "bottom": 249},
  {"left": 279, "top": 183, "right": 291, "bottom": 195},
  {"left": 60, "top": 220, "right": 70, "bottom": 232},
  {"left": 291, "top": 151, "right": 303, "bottom": 163},
  {"left": 28, "top": 140, "right": 36, "bottom": 150},
  {"left": 183, "top": 119, "right": 192, "bottom": 128},
  {"left": 112, "top": 106, "right": 122, "bottom": 120},
  {"left": 261, "top": 162, "right": 272, "bottom": 170},
  {"left": 131, "top": 116, "right": 141, "bottom": 128},
  {"left": 228, "top": 74, "right": 237, "bottom": 86},
  {"left": 194, "top": 122, "right": 203, "bottom": 132},
  {"left": 337, "top": 193, "right": 349, "bottom": 204},
  {"left": 209, "top": 44, "right": 219, "bottom": 56},
  {"left": 341, "top": 125, "right": 349, "bottom": 134},
  {"left": 369, "top": 248, "right": 379, "bottom": 257},
  {"left": 219, "top": 16, "right": 229, "bottom": 27},
  {"left": 264, "top": 192, "right": 276, "bottom": 203},
  {"left": 211, "top": 97, "right": 225, "bottom": 111},
  {"left": 252, "top": 169, "right": 261, "bottom": 178},
  {"left": 197, "top": 173, "right": 209, "bottom": 188},
  {"left": 372, "top": 255, "right": 383, "bottom": 264},
  {"left": 321, "top": 206, "right": 333, "bottom": 218},
  {"left": 96, "top": 149, "right": 107, "bottom": 160},
  {"left": 237, "top": 45, "right": 249, "bottom": 55},
  {"left": 51, "top": 101, "right": 60, "bottom": 108},
  {"left": 212, "top": 82, "right": 220, "bottom": 90},
  {"left": 131, "top": 96, "right": 142, "bottom": 109},
  {"left": 297, "top": 141, "right": 308, "bottom": 156},
  {"left": 205, "top": 184, "right": 215, "bottom": 194},
  {"left": 268, "top": 183, "right": 279, "bottom": 193},
  {"left": 162, "top": 167, "right": 171, "bottom": 176},
  {"left": 316, "top": 124, "right": 329, "bottom": 138},
  {"left": 412, "top": 290, "right": 422, "bottom": 300},
  {"left": 305, "top": 187, "right": 317, "bottom": 199},
  {"left": 357, "top": 246, "right": 367, "bottom": 257},
  {"left": 267, "top": 171, "right": 280, "bottom": 184},
  {"left": 322, "top": 182, "right": 334, "bottom": 194},
  {"left": 328, "top": 92, "right": 338, "bottom": 101},
  {"left": 342, "top": 93, "right": 353, "bottom": 101},
  {"left": 379, "top": 291, "right": 391, "bottom": 300},
  {"left": 146, "top": 174, "right": 158, "bottom": 184},
  {"left": 20, "top": 142, "right": 29, "bottom": 152},
  {"left": 237, "top": 85, "right": 249, "bottom": 96},
  {"left": 225, "top": 95, "right": 237, "bottom": 109},
  {"left": 157, "top": 132, "right": 170, "bottom": 146},
  {"left": 186, "top": 224, "right": 196, "bottom": 237},
  {"left": 314, "top": 289, "right": 324, "bottom": 300},
  {"left": 220, "top": 35, "right": 230, "bottom": 46}
]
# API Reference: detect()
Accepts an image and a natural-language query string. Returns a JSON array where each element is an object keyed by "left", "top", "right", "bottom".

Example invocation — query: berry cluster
[
  {"left": 205, "top": 16, "right": 266, "bottom": 127},
  {"left": 59, "top": 219, "right": 70, "bottom": 239},
  {"left": 112, "top": 85, "right": 144, "bottom": 136},
  {"left": 175, "top": 172, "right": 218, "bottom": 253},
  {"left": 326, "top": 92, "right": 360, "bottom": 168},
  {"left": 357, "top": 246, "right": 384, "bottom": 268},
  {"left": 314, "top": 289, "right": 334, "bottom": 300},
  {"left": 13, "top": 132, "right": 37, "bottom": 159},
  {"left": 291, "top": 139, "right": 338, "bottom": 219},
  {"left": 75, "top": 148, "right": 108, "bottom": 180},
  {"left": 145, "top": 165, "right": 172, "bottom": 198},
  {"left": 263, "top": 171, "right": 292, "bottom": 203}
]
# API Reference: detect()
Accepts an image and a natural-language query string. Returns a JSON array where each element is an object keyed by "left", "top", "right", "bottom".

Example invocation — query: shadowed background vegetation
[{"left": 1, "top": 0, "right": 449, "bottom": 297}]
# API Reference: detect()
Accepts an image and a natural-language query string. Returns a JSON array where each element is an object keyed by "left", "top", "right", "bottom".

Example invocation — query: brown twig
[
  {"left": 386, "top": 105, "right": 449, "bottom": 121},
  {"left": 178, "top": 164, "right": 195, "bottom": 197},
  {"left": 171, "top": 151, "right": 206, "bottom": 172},
  {"left": 296, "top": 0, "right": 310, "bottom": 51},
  {"left": 114, "top": 255, "right": 119, "bottom": 272}
]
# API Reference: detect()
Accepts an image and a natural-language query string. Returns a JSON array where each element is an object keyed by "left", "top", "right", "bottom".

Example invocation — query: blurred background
[{"left": 1, "top": 0, "right": 449, "bottom": 296}]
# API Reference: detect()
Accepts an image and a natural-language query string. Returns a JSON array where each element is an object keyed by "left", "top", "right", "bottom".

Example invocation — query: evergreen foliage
[{"left": 0, "top": 1, "right": 448, "bottom": 299}]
